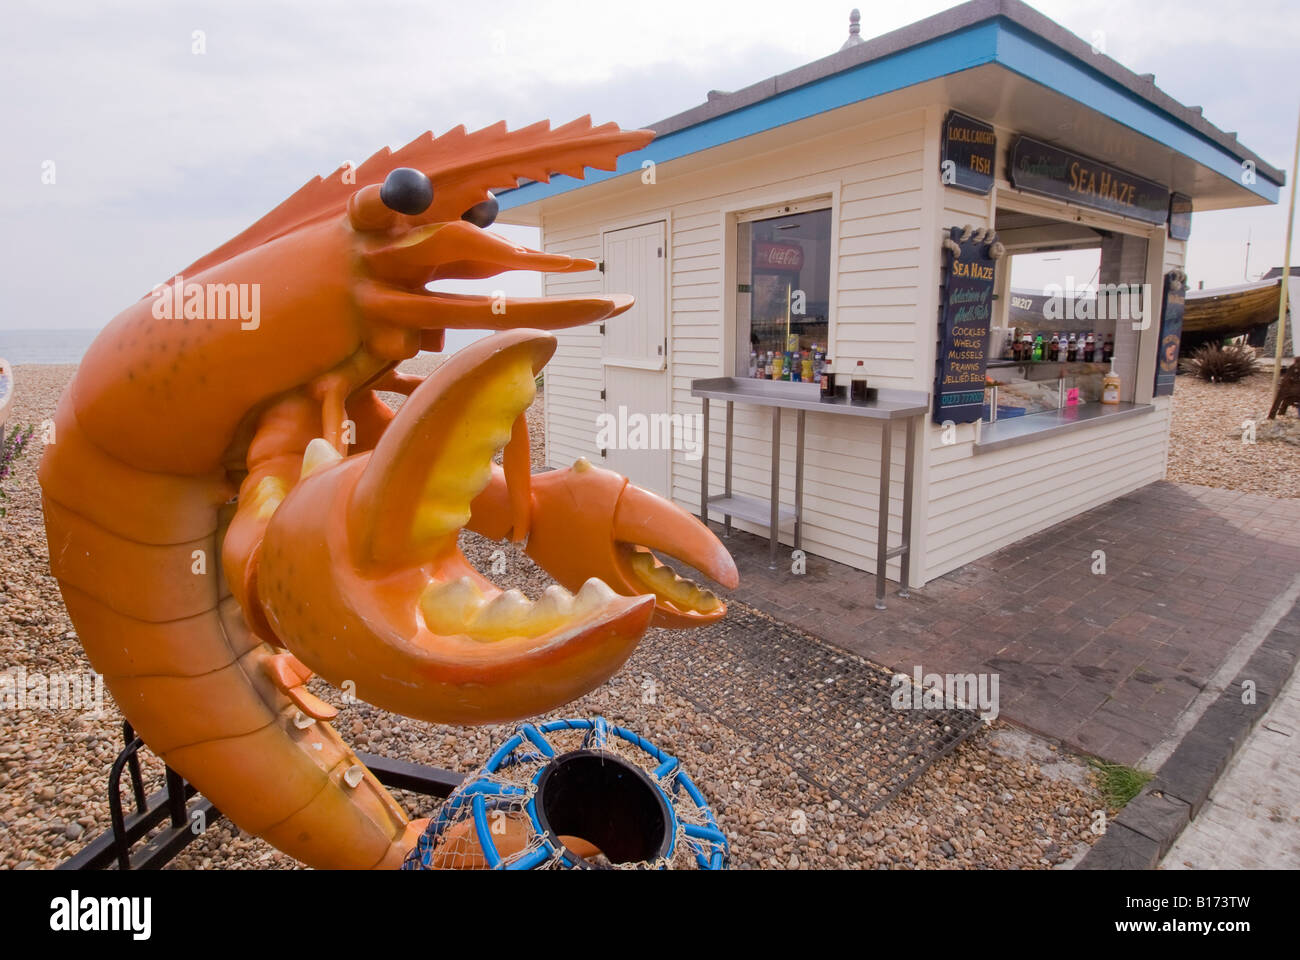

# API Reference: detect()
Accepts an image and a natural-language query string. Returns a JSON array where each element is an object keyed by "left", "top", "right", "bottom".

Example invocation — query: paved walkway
[
  {"left": 1162, "top": 661, "right": 1300, "bottom": 869},
  {"left": 694, "top": 481, "right": 1300, "bottom": 767}
]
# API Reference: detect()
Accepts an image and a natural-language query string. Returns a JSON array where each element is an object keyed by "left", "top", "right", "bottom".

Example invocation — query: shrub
[
  {"left": 1180, "top": 342, "right": 1257, "bottom": 383},
  {"left": 0, "top": 423, "right": 34, "bottom": 517}
]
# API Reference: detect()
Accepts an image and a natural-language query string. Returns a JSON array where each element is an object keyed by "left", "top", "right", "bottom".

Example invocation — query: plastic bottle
[
  {"left": 819, "top": 358, "right": 835, "bottom": 399},
  {"left": 851, "top": 360, "right": 869, "bottom": 403},
  {"left": 1032, "top": 335, "right": 1043, "bottom": 362},
  {"left": 1101, "top": 357, "right": 1121, "bottom": 404}
]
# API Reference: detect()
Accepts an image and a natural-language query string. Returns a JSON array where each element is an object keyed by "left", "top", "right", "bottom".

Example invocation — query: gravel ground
[
  {"left": 1166, "top": 369, "right": 1300, "bottom": 498},
  {"left": 1, "top": 359, "right": 1106, "bottom": 870}
]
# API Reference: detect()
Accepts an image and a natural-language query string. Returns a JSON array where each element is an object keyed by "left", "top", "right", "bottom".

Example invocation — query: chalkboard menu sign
[
  {"left": 1008, "top": 136, "right": 1170, "bottom": 225},
  {"left": 933, "top": 227, "right": 995, "bottom": 424},
  {"left": 1168, "top": 193, "right": 1193, "bottom": 241},
  {"left": 1154, "top": 271, "right": 1185, "bottom": 397},
  {"left": 941, "top": 111, "right": 996, "bottom": 194}
]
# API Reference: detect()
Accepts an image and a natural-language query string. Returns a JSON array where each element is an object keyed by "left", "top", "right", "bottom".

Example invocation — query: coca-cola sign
[{"left": 754, "top": 242, "right": 804, "bottom": 271}]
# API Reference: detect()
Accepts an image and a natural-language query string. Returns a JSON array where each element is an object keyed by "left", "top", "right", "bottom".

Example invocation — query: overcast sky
[{"left": 1, "top": 0, "right": 1296, "bottom": 331}]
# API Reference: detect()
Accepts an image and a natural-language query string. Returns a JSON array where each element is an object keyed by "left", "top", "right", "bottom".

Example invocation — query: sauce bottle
[
  {"left": 819, "top": 358, "right": 835, "bottom": 399},
  {"left": 850, "top": 360, "right": 869, "bottom": 403},
  {"left": 1101, "top": 357, "right": 1121, "bottom": 405}
]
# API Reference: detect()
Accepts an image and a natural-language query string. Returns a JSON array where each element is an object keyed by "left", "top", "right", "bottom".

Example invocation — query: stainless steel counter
[
  {"left": 690, "top": 377, "right": 931, "bottom": 418},
  {"left": 974, "top": 401, "right": 1155, "bottom": 453},
  {"left": 690, "top": 377, "right": 930, "bottom": 609}
]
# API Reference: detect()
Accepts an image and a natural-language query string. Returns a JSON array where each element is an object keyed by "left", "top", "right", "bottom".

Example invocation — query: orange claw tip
[{"left": 613, "top": 483, "right": 739, "bottom": 591}]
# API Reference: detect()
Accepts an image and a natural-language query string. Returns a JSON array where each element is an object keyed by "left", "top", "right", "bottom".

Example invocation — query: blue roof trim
[
  {"left": 994, "top": 22, "right": 1280, "bottom": 202},
  {"left": 499, "top": 22, "right": 1002, "bottom": 211},
  {"left": 499, "top": 17, "right": 1277, "bottom": 212}
]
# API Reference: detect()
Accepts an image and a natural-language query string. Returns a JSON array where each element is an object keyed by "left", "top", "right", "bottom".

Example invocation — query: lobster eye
[
  {"left": 379, "top": 168, "right": 434, "bottom": 215},
  {"left": 461, "top": 192, "right": 499, "bottom": 229}
]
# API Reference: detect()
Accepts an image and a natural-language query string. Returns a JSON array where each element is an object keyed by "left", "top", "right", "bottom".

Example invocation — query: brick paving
[{"left": 693, "top": 481, "right": 1300, "bottom": 767}]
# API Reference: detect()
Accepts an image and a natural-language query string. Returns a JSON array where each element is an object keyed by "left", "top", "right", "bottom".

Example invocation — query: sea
[
  {"left": 0, "top": 329, "right": 100, "bottom": 364},
  {"left": 0, "top": 328, "right": 485, "bottom": 365}
]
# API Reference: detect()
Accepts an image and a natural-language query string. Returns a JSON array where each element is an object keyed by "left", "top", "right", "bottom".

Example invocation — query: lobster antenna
[{"left": 172, "top": 117, "right": 654, "bottom": 282}]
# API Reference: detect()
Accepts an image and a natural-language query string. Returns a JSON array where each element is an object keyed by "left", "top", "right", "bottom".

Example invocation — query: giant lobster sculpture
[{"left": 38, "top": 118, "right": 738, "bottom": 868}]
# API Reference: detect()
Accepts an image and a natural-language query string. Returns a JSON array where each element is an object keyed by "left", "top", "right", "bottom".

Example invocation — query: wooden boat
[{"left": 1182, "top": 278, "right": 1282, "bottom": 348}]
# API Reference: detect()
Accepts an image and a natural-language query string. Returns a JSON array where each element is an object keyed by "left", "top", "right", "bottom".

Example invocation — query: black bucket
[{"left": 533, "top": 749, "right": 673, "bottom": 867}]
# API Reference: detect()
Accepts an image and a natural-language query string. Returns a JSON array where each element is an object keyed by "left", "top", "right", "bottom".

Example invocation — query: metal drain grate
[{"left": 631, "top": 604, "right": 985, "bottom": 814}]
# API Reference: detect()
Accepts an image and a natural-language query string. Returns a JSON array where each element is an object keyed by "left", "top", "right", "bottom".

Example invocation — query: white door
[{"left": 602, "top": 221, "right": 671, "bottom": 497}]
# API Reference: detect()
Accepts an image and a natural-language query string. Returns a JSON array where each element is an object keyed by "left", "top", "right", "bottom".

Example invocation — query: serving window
[
  {"left": 734, "top": 200, "right": 832, "bottom": 380},
  {"left": 984, "top": 217, "right": 1147, "bottom": 422}
]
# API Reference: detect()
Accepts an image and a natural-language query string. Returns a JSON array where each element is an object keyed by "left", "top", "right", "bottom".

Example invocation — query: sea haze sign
[
  {"left": 1154, "top": 271, "right": 1185, "bottom": 397},
  {"left": 941, "top": 111, "right": 996, "bottom": 194},
  {"left": 1009, "top": 136, "right": 1170, "bottom": 225},
  {"left": 934, "top": 227, "right": 995, "bottom": 424}
]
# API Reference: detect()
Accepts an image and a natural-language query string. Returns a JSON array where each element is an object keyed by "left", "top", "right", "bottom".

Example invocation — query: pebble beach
[{"left": 10, "top": 354, "right": 1292, "bottom": 870}]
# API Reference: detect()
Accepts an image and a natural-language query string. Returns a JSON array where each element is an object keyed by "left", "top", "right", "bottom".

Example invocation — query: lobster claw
[
  {"left": 257, "top": 329, "right": 655, "bottom": 725},
  {"left": 526, "top": 460, "right": 739, "bottom": 628}
]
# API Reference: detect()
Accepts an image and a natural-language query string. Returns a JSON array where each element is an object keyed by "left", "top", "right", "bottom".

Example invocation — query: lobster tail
[{"left": 40, "top": 389, "right": 420, "bottom": 869}]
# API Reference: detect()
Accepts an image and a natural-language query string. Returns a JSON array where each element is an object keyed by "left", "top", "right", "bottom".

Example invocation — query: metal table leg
[
  {"left": 724, "top": 401, "right": 734, "bottom": 537},
  {"left": 699, "top": 397, "right": 709, "bottom": 523},
  {"left": 769, "top": 405, "right": 781, "bottom": 569},
  {"left": 794, "top": 410, "right": 806, "bottom": 550},
  {"left": 898, "top": 415, "right": 916, "bottom": 599},
  {"left": 875, "top": 419, "right": 892, "bottom": 610}
]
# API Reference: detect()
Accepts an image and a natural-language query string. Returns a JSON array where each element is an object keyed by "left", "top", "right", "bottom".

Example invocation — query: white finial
[{"left": 841, "top": 9, "right": 864, "bottom": 50}]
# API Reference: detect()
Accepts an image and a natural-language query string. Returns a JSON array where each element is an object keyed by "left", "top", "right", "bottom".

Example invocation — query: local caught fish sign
[
  {"left": 934, "top": 227, "right": 996, "bottom": 424},
  {"left": 941, "top": 111, "right": 996, "bottom": 194},
  {"left": 1009, "top": 136, "right": 1169, "bottom": 225}
]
